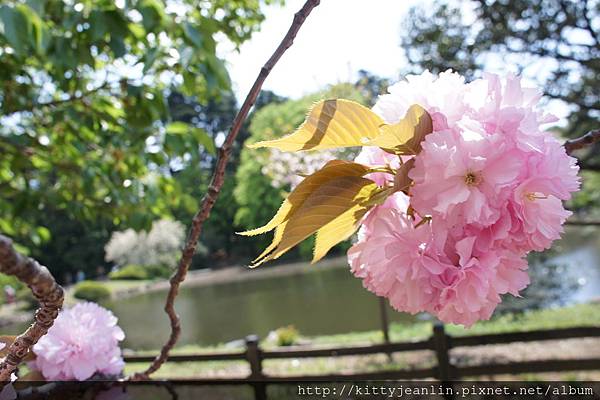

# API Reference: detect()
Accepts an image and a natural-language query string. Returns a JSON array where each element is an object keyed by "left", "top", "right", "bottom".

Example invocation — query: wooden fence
[{"left": 124, "top": 324, "right": 600, "bottom": 399}]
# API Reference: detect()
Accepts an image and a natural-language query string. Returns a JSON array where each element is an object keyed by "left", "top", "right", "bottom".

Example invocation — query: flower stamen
[
  {"left": 526, "top": 192, "right": 547, "bottom": 201},
  {"left": 464, "top": 171, "right": 481, "bottom": 186}
]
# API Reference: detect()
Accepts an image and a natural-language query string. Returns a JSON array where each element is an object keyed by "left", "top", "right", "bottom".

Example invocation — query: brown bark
[
  {"left": 565, "top": 129, "right": 600, "bottom": 155},
  {"left": 0, "top": 235, "right": 64, "bottom": 383},
  {"left": 129, "top": 0, "right": 322, "bottom": 380}
]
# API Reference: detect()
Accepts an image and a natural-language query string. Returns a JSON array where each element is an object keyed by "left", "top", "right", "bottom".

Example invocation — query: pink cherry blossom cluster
[
  {"left": 349, "top": 71, "right": 580, "bottom": 327},
  {"left": 32, "top": 302, "right": 125, "bottom": 380}
]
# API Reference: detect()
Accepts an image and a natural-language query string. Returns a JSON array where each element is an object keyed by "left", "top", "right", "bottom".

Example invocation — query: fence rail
[{"left": 124, "top": 325, "right": 600, "bottom": 399}]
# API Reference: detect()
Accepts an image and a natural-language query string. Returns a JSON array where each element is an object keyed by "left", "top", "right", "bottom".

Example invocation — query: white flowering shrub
[
  {"left": 104, "top": 219, "right": 186, "bottom": 267},
  {"left": 264, "top": 148, "right": 358, "bottom": 189}
]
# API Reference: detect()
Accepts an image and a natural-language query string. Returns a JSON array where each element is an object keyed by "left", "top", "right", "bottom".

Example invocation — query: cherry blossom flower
[
  {"left": 32, "top": 302, "right": 125, "bottom": 381},
  {"left": 349, "top": 70, "right": 580, "bottom": 326}
]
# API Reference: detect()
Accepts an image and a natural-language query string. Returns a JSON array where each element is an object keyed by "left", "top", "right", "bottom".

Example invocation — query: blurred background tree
[
  {"left": 401, "top": 0, "right": 598, "bottom": 149},
  {"left": 400, "top": 0, "right": 599, "bottom": 216},
  {"left": 0, "top": 0, "right": 278, "bottom": 278},
  {"left": 234, "top": 81, "right": 385, "bottom": 261}
]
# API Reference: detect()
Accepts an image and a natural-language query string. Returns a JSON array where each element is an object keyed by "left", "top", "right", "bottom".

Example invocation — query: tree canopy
[
  {"left": 401, "top": 0, "right": 599, "bottom": 147},
  {"left": 0, "top": 0, "right": 277, "bottom": 251},
  {"left": 400, "top": 0, "right": 600, "bottom": 215}
]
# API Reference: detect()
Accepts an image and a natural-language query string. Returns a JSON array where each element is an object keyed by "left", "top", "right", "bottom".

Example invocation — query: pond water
[
  {"left": 108, "top": 226, "right": 599, "bottom": 350},
  {"left": 104, "top": 266, "right": 417, "bottom": 350},
  {"left": 4, "top": 227, "right": 599, "bottom": 350}
]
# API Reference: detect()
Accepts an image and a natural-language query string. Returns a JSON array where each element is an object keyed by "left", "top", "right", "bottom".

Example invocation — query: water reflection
[
  {"left": 4, "top": 228, "right": 598, "bottom": 350},
  {"left": 106, "top": 267, "right": 416, "bottom": 350}
]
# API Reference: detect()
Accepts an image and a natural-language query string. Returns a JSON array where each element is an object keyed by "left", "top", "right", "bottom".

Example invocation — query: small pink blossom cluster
[
  {"left": 32, "top": 302, "right": 125, "bottom": 380},
  {"left": 349, "top": 71, "right": 580, "bottom": 326}
]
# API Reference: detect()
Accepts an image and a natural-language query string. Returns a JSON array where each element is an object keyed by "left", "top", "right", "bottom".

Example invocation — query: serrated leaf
[
  {"left": 367, "top": 104, "right": 433, "bottom": 155},
  {"left": 238, "top": 160, "right": 372, "bottom": 237},
  {"left": 248, "top": 99, "right": 384, "bottom": 152},
  {"left": 312, "top": 202, "right": 372, "bottom": 263},
  {"left": 250, "top": 176, "right": 379, "bottom": 267},
  {"left": 253, "top": 220, "right": 287, "bottom": 263}
]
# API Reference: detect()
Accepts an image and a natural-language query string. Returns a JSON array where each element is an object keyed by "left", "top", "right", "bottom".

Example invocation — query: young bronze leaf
[
  {"left": 250, "top": 221, "right": 287, "bottom": 266},
  {"left": 367, "top": 104, "right": 433, "bottom": 155},
  {"left": 238, "top": 160, "right": 372, "bottom": 236},
  {"left": 249, "top": 176, "right": 379, "bottom": 267},
  {"left": 247, "top": 99, "right": 384, "bottom": 151},
  {"left": 312, "top": 201, "right": 373, "bottom": 263},
  {"left": 394, "top": 158, "right": 416, "bottom": 193}
]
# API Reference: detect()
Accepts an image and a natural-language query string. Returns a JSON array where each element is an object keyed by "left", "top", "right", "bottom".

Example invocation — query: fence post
[
  {"left": 378, "top": 297, "right": 392, "bottom": 361},
  {"left": 379, "top": 297, "right": 391, "bottom": 344},
  {"left": 245, "top": 335, "right": 267, "bottom": 400},
  {"left": 432, "top": 323, "right": 455, "bottom": 400},
  {"left": 433, "top": 323, "right": 452, "bottom": 380}
]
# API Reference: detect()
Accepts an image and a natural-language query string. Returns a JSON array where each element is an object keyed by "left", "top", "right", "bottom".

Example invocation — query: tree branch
[
  {"left": 0, "top": 235, "right": 64, "bottom": 383},
  {"left": 129, "top": 0, "right": 321, "bottom": 380},
  {"left": 564, "top": 129, "right": 600, "bottom": 154},
  {"left": 5, "top": 81, "right": 110, "bottom": 115}
]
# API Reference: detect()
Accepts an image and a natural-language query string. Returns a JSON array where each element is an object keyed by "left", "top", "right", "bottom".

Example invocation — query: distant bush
[
  {"left": 16, "top": 288, "right": 37, "bottom": 311},
  {"left": 275, "top": 325, "right": 299, "bottom": 347},
  {"left": 73, "top": 281, "right": 111, "bottom": 302},
  {"left": 104, "top": 219, "right": 185, "bottom": 268},
  {"left": 144, "top": 264, "right": 172, "bottom": 279},
  {"left": 0, "top": 273, "right": 24, "bottom": 305},
  {"left": 108, "top": 265, "right": 148, "bottom": 280}
]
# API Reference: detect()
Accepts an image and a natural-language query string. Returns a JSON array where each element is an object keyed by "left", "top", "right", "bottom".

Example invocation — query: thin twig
[
  {"left": 129, "top": 0, "right": 321, "bottom": 380},
  {"left": 6, "top": 81, "right": 110, "bottom": 115},
  {"left": 0, "top": 235, "right": 64, "bottom": 383},
  {"left": 564, "top": 129, "right": 600, "bottom": 155},
  {"left": 565, "top": 219, "right": 600, "bottom": 226}
]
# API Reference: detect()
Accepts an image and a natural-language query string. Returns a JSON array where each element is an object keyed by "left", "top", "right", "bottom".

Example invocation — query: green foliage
[
  {"left": 108, "top": 264, "right": 149, "bottom": 280},
  {"left": 34, "top": 210, "right": 112, "bottom": 283},
  {"left": 400, "top": 0, "right": 600, "bottom": 165},
  {"left": 108, "top": 263, "right": 171, "bottom": 280},
  {"left": 569, "top": 171, "right": 600, "bottom": 216},
  {"left": 73, "top": 280, "right": 111, "bottom": 302},
  {"left": 144, "top": 264, "right": 172, "bottom": 279},
  {"left": 0, "top": 0, "right": 275, "bottom": 268},
  {"left": 16, "top": 288, "right": 37, "bottom": 311},
  {"left": 165, "top": 91, "right": 286, "bottom": 265},
  {"left": 274, "top": 325, "right": 299, "bottom": 347},
  {"left": 0, "top": 273, "right": 22, "bottom": 291},
  {"left": 0, "top": 272, "right": 23, "bottom": 305}
]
